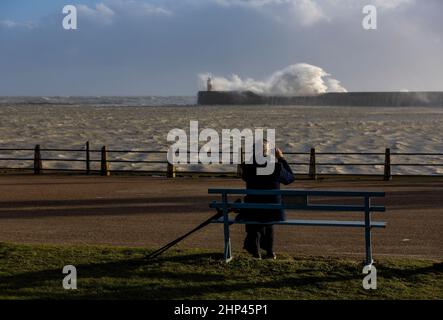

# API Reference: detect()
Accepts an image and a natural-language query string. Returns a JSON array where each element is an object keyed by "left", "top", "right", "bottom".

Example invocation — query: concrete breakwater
[{"left": 197, "top": 91, "right": 443, "bottom": 106}]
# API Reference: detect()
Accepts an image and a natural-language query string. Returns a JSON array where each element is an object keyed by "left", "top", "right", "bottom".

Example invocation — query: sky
[{"left": 0, "top": 0, "right": 442, "bottom": 96}]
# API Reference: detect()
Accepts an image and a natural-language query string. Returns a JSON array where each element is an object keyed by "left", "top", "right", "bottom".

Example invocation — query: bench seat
[
  {"left": 209, "top": 201, "right": 386, "bottom": 212},
  {"left": 211, "top": 217, "right": 386, "bottom": 228}
]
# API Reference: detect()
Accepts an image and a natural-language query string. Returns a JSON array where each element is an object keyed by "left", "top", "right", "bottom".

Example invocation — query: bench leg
[
  {"left": 224, "top": 237, "right": 232, "bottom": 263},
  {"left": 364, "top": 197, "right": 373, "bottom": 265},
  {"left": 222, "top": 194, "right": 233, "bottom": 263},
  {"left": 364, "top": 227, "right": 373, "bottom": 266},
  {"left": 223, "top": 221, "right": 232, "bottom": 263}
]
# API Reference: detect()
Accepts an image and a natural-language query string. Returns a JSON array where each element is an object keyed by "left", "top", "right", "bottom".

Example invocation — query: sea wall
[{"left": 197, "top": 91, "right": 443, "bottom": 107}]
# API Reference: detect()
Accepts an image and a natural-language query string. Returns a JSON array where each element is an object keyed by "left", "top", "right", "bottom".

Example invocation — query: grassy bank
[{"left": 0, "top": 243, "right": 441, "bottom": 300}]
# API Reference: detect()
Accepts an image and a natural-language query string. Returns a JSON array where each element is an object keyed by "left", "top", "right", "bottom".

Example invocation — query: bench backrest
[{"left": 208, "top": 188, "right": 385, "bottom": 213}]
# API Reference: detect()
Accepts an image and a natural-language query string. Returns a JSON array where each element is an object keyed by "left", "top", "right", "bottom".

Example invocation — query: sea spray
[{"left": 199, "top": 63, "right": 347, "bottom": 96}]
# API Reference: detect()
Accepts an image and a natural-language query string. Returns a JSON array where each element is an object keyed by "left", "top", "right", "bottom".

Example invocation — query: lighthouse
[{"left": 207, "top": 76, "right": 213, "bottom": 92}]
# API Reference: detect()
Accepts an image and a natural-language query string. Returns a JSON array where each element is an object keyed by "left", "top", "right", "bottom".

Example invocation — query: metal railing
[{"left": 1, "top": 142, "right": 443, "bottom": 179}]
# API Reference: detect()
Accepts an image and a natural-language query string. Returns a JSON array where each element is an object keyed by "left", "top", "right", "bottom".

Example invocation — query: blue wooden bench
[{"left": 209, "top": 189, "right": 386, "bottom": 265}]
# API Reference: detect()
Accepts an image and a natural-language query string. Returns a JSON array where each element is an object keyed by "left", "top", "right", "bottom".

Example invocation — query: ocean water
[
  {"left": 0, "top": 97, "right": 442, "bottom": 175},
  {"left": 0, "top": 96, "right": 197, "bottom": 107}
]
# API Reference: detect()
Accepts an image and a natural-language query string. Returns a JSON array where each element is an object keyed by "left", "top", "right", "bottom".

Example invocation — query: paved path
[{"left": 0, "top": 175, "right": 442, "bottom": 260}]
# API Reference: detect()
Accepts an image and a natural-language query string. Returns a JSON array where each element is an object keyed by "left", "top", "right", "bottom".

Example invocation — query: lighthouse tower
[{"left": 207, "top": 76, "right": 213, "bottom": 92}]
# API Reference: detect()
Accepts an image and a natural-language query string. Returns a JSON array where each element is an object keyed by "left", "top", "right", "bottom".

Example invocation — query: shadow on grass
[
  {"left": 378, "top": 262, "right": 443, "bottom": 279},
  {"left": 0, "top": 252, "right": 441, "bottom": 299}
]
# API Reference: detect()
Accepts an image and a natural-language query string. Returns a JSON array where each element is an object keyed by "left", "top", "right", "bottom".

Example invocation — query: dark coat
[{"left": 236, "top": 158, "right": 295, "bottom": 222}]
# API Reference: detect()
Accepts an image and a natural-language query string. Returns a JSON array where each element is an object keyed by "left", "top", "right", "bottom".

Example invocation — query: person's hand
[{"left": 275, "top": 148, "right": 284, "bottom": 160}]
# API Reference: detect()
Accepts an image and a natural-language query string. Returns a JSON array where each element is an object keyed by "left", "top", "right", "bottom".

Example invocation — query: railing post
[
  {"left": 100, "top": 146, "right": 110, "bottom": 176},
  {"left": 85, "top": 141, "right": 90, "bottom": 175},
  {"left": 167, "top": 151, "right": 176, "bottom": 178},
  {"left": 384, "top": 148, "right": 391, "bottom": 181},
  {"left": 309, "top": 148, "right": 317, "bottom": 180},
  {"left": 236, "top": 146, "right": 244, "bottom": 178},
  {"left": 33, "top": 144, "right": 42, "bottom": 175}
]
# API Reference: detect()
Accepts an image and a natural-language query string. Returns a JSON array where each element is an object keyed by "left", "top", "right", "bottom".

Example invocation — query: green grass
[{"left": 0, "top": 242, "right": 441, "bottom": 300}]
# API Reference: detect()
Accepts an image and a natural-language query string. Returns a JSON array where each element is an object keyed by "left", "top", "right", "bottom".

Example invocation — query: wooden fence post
[
  {"left": 237, "top": 147, "right": 244, "bottom": 178},
  {"left": 85, "top": 141, "right": 90, "bottom": 175},
  {"left": 34, "top": 144, "right": 42, "bottom": 175},
  {"left": 384, "top": 148, "right": 391, "bottom": 181},
  {"left": 167, "top": 151, "right": 176, "bottom": 178},
  {"left": 100, "top": 146, "right": 110, "bottom": 176},
  {"left": 309, "top": 148, "right": 317, "bottom": 180}
]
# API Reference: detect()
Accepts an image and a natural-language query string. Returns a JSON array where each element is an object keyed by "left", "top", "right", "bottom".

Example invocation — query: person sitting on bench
[{"left": 237, "top": 141, "right": 295, "bottom": 259}]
